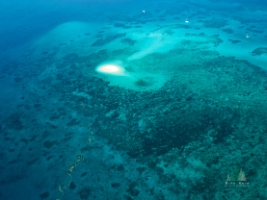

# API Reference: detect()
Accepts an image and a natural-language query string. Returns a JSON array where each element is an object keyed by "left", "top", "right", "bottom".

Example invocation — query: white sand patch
[
  {"left": 127, "top": 30, "right": 179, "bottom": 61},
  {"left": 128, "top": 32, "right": 164, "bottom": 60},
  {"left": 96, "top": 60, "right": 129, "bottom": 76},
  {"left": 95, "top": 68, "right": 167, "bottom": 91},
  {"left": 95, "top": 29, "right": 177, "bottom": 91}
]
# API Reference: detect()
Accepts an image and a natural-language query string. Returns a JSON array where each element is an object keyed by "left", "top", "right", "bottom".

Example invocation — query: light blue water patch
[{"left": 0, "top": 0, "right": 267, "bottom": 199}]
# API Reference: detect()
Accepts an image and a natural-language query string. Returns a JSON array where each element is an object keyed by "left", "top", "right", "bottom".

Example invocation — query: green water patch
[
  {"left": 8, "top": 40, "right": 266, "bottom": 200},
  {"left": 42, "top": 45, "right": 267, "bottom": 160},
  {"left": 55, "top": 47, "right": 267, "bottom": 161}
]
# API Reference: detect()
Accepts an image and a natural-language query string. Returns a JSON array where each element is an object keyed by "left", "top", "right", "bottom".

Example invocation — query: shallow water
[{"left": 0, "top": 0, "right": 267, "bottom": 199}]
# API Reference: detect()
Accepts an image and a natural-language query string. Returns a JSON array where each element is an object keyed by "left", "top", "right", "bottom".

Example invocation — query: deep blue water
[{"left": 1, "top": 0, "right": 267, "bottom": 199}]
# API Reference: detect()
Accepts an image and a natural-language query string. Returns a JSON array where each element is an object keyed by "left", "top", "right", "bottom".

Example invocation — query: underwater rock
[
  {"left": 91, "top": 33, "right": 126, "bottom": 46},
  {"left": 222, "top": 28, "right": 234, "bottom": 34},
  {"left": 79, "top": 186, "right": 91, "bottom": 200},
  {"left": 251, "top": 47, "right": 267, "bottom": 56}
]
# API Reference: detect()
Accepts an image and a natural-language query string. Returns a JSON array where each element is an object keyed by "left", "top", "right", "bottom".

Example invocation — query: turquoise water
[{"left": 0, "top": 0, "right": 267, "bottom": 199}]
